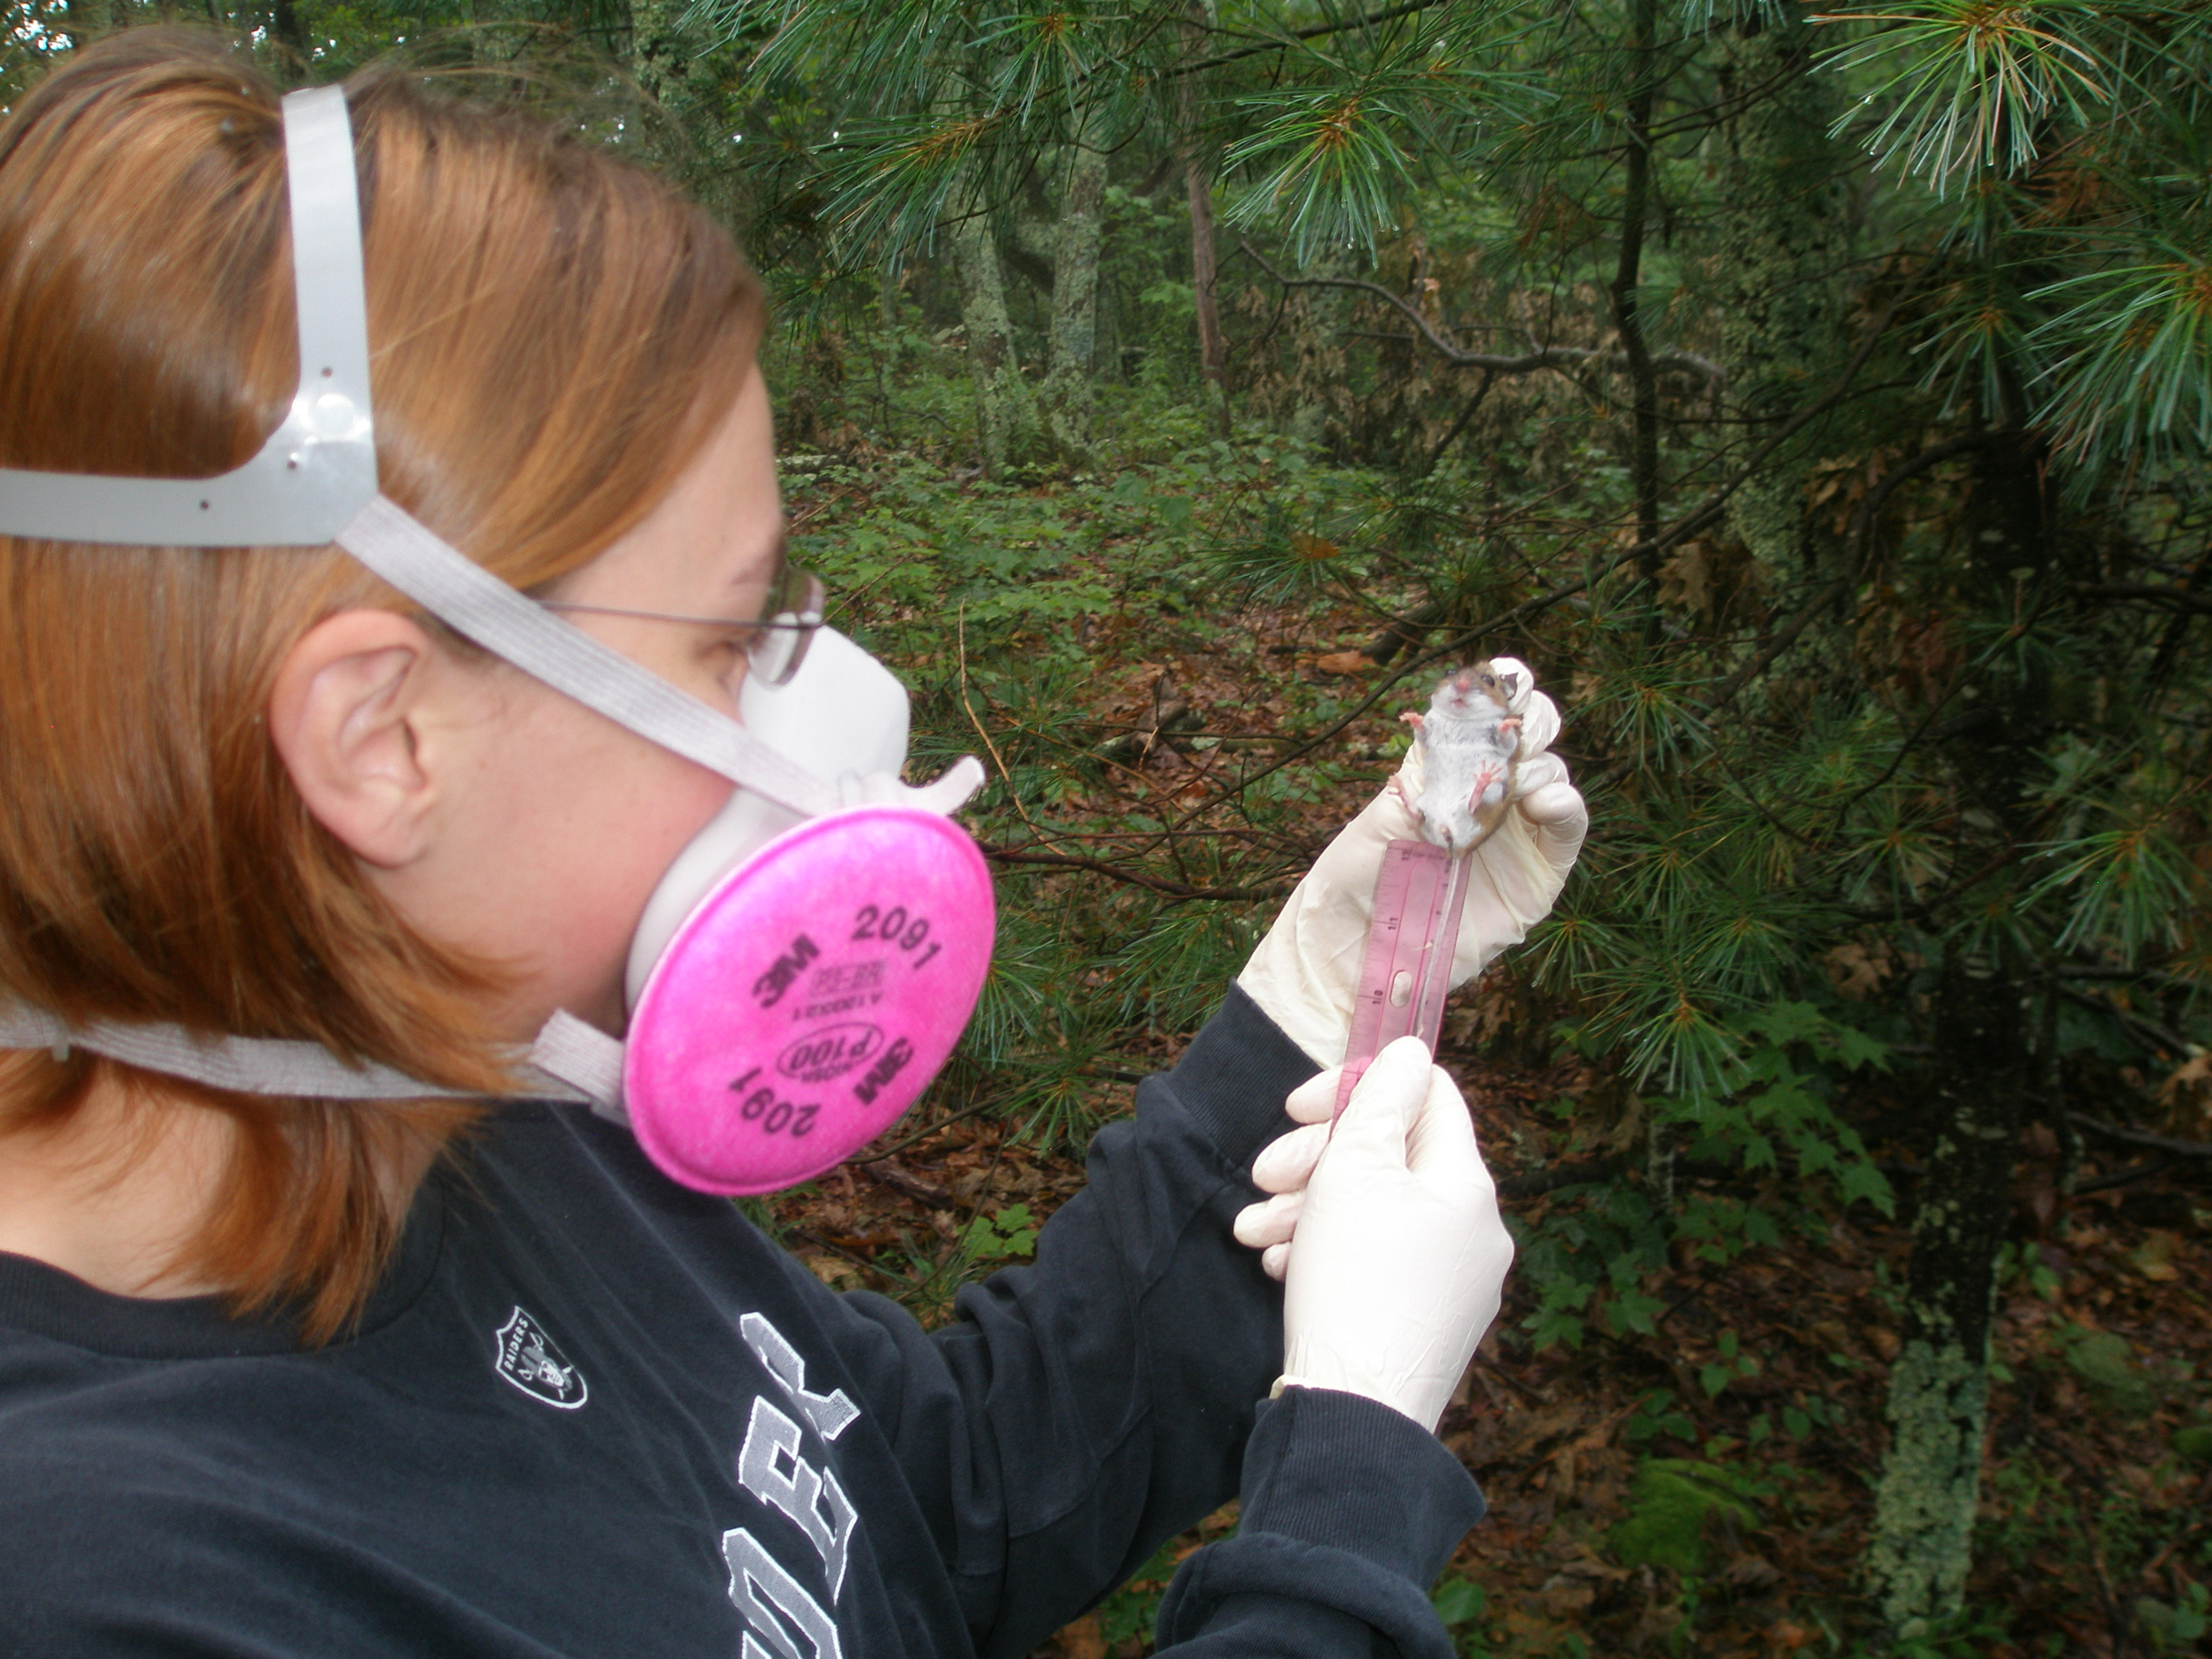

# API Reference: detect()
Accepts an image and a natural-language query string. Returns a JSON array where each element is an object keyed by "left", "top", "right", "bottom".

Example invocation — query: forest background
[{"left": 7, "top": 0, "right": 2211, "bottom": 1652}]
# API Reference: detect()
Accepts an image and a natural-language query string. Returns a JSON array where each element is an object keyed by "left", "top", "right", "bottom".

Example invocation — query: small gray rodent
[{"left": 1396, "top": 659, "right": 1530, "bottom": 853}]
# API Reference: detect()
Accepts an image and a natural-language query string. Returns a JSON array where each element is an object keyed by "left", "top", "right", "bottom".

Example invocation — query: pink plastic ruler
[{"left": 1333, "top": 838, "right": 1473, "bottom": 1118}]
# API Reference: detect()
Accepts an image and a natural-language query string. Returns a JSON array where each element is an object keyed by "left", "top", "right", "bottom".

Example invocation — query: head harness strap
[{"left": 0, "top": 87, "right": 377, "bottom": 546}]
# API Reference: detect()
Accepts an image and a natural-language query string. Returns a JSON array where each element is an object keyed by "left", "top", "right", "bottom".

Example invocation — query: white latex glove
[
  {"left": 1256, "top": 1036, "right": 1511, "bottom": 1433},
  {"left": 1236, "top": 662, "right": 1587, "bottom": 1067}
]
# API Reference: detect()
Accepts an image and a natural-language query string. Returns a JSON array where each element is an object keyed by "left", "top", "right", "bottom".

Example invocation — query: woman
[{"left": 0, "top": 30, "right": 1584, "bottom": 1656}]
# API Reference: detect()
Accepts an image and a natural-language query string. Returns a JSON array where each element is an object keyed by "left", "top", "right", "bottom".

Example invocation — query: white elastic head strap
[{"left": 0, "top": 83, "right": 975, "bottom": 1108}]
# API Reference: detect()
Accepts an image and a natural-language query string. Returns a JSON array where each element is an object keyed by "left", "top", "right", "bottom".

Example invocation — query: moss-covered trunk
[
  {"left": 1040, "top": 142, "right": 1107, "bottom": 464},
  {"left": 1865, "top": 944, "right": 2022, "bottom": 1633},
  {"left": 1713, "top": 7, "right": 1847, "bottom": 571},
  {"left": 955, "top": 212, "right": 1042, "bottom": 475}
]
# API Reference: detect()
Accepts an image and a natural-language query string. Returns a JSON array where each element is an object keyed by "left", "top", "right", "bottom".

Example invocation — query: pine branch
[
  {"left": 1498, "top": 1156, "right": 1626, "bottom": 1199},
  {"left": 2070, "top": 1158, "right": 2191, "bottom": 1195},
  {"left": 1172, "top": 295, "right": 1904, "bottom": 820},
  {"left": 1610, "top": 0, "right": 1662, "bottom": 558},
  {"left": 2075, "top": 583, "right": 2212, "bottom": 617},
  {"left": 2058, "top": 983, "right": 2194, "bottom": 1057}
]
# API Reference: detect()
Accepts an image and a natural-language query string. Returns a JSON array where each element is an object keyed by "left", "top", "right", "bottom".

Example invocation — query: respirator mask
[{"left": 0, "top": 85, "right": 994, "bottom": 1196}]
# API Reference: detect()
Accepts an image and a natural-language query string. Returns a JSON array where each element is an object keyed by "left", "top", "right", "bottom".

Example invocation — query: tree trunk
[
  {"left": 1179, "top": 3, "right": 1228, "bottom": 435},
  {"left": 1040, "top": 142, "right": 1107, "bottom": 464},
  {"left": 1186, "top": 160, "right": 1226, "bottom": 424},
  {"left": 1610, "top": 0, "right": 1662, "bottom": 564},
  {"left": 1865, "top": 432, "right": 2050, "bottom": 1633},
  {"left": 1285, "top": 249, "right": 1351, "bottom": 451},
  {"left": 1864, "top": 951, "right": 2024, "bottom": 1633},
  {"left": 268, "top": 0, "right": 308, "bottom": 57},
  {"left": 1714, "top": 7, "right": 1847, "bottom": 573},
  {"left": 627, "top": 0, "right": 701, "bottom": 178},
  {"left": 955, "top": 212, "right": 1042, "bottom": 476}
]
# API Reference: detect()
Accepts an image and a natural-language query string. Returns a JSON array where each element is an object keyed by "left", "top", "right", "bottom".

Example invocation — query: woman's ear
[{"left": 268, "top": 609, "right": 450, "bottom": 868}]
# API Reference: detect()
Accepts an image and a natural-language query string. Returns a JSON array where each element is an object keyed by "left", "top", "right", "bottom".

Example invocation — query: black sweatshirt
[{"left": 0, "top": 987, "right": 1483, "bottom": 1658}]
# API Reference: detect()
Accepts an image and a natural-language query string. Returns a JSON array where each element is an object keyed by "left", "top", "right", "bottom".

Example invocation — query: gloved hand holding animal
[
  {"left": 1232, "top": 655, "right": 1585, "bottom": 1360},
  {"left": 1237, "top": 653, "right": 1587, "bottom": 1070}
]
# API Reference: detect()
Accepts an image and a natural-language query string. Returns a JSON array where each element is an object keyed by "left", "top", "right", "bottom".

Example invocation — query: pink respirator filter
[{"left": 623, "top": 805, "right": 995, "bottom": 1195}]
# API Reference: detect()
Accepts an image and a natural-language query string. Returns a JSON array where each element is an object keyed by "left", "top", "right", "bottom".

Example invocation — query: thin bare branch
[
  {"left": 1703, "top": 432, "right": 2002, "bottom": 720},
  {"left": 979, "top": 844, "right": 1294, "bottom": 903},
  {"left": 2068, "top": 1112, "right": 2212, "bottom": 1160},
  {"left": 1173, "top": 0, "right": 1446, "bottom": 77},
  {"left": 1237, "top": 239, "right": 1725, "bottom": 382},
  {"left": 2076, "top": 583, "right": 2212, "bottom": 617},
  {"left": 1111, "top": 297, "right": 1897, "bottom": 839},
  {"left": 958, "top": 605, "right": 1047, "bottom": 841}
]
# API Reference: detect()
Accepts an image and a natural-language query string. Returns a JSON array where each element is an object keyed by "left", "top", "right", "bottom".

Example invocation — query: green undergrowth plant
[
  {"left": 1431, "top": 1575, "right": 1492, "bottom": 1657},
  {"left": 1513, "top": 1001, "right": 1896, "bottom": 1352},
  {"left": 1093, "top": 1539, "right": 1177, "bottom": 1652},
  {"left": 957, "top": 1204, "right": 1036, "bottom": 1265},
  {"left": 1606, "top": 1456, "right": 1775, "bottom": 1575}
]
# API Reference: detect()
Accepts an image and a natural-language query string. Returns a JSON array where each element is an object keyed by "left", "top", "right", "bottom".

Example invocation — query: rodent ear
[{"left": 1490, "top": 656, "right": 1533, "bottom": 712}]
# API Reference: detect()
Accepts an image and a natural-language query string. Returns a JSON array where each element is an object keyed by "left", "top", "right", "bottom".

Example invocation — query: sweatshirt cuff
[
  {"left": 1151, "top": 1388, "right": 1485, "bottom": 1657},
  {"left": 1240, "top": 1385, "right": 1486, "bottom": 1583},
  {"left": 1160, "top": 984, "right": 1322, "bottom": 1171}
]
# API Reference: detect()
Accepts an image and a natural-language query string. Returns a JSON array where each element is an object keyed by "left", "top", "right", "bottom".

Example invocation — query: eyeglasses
[{"left": 541, "top": 564, "right": 827, "bottom": 687}]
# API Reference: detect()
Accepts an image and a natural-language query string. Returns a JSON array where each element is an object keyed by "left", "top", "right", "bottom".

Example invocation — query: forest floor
[{"left": 764, "top": 444, "right": 2212, "bottom": 1657}]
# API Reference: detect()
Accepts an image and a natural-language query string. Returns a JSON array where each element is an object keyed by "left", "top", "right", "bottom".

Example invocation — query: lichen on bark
[
  {"left": 1863, "top": 947, "right": 2022, "bottom": 1635},
  {"left": 1866, "top": 1337, "right": 1990, "bottom": 1634},
  {"left": 954, "top": 210, "right": 1043, "bottom": 475},
  {"left": 1039, "top": 142, "right": 1107, "bottom": 465}
]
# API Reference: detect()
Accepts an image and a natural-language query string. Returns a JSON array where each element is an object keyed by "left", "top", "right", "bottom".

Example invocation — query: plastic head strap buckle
[{"left": 0, "top": 86, "right": 375, "bottom": 548}]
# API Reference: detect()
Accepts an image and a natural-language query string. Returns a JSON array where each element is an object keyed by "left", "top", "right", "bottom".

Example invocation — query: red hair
[{"left": 0, "top": 30, "right": 765, "bottom": 1340}]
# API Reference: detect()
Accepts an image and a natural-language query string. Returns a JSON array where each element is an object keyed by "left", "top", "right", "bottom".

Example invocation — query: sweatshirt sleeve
[
  {"left": 803, "top": 984, "right": 1321, "bottom": 1655},
  {"left": 1152, "top": 1386, "right": 1486, "bottom": 1658}
]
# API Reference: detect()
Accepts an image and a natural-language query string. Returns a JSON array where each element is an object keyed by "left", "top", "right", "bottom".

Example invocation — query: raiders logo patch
[{"left": 493, "top": 1307, "right": 589, "bottom": 1410}]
